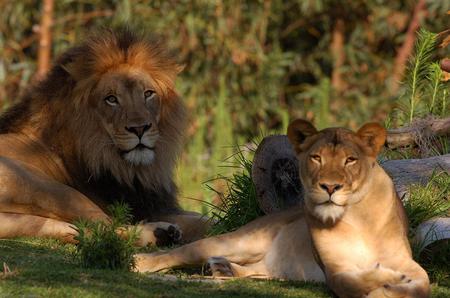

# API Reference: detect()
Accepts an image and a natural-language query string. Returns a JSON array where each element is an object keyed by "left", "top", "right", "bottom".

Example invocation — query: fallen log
[
  {"left": 380, "top": 154, "right": 450, "bottom": 198},
  {"left": 386, "top": 117, "right": 450, "bottom": 149}
]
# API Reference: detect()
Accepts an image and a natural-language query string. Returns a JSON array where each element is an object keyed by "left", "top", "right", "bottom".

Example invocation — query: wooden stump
[{"left": 251, "top": 135, "right": 303, "bottom": 214}]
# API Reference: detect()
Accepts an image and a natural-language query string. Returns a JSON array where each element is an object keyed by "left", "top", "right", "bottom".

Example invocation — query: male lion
[
  {"left": 135, "top": 120, "right": 430, "bottom": 298},
  {"left": 0, "top": 28, "right": 208, "bottom": 246}
]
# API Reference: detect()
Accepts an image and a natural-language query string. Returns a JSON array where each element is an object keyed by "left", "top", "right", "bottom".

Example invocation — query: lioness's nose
[
  {"left": 125, "top": 124, "right": 151, "bottom": 138},
  {"left": 319, "top": 183, "right": 343, "bottom": 195}
]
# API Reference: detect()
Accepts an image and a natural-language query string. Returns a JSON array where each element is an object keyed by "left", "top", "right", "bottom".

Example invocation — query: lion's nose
[
  {"left": 125, "top": 124, "right": 152, "bottom": 138},
  {"left": 319, "top": 183, "right": 343, "bottom": 195}
]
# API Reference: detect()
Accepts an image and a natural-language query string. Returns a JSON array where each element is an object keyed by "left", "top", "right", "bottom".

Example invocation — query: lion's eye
[
  {"left": 104, "top": 95, "right": 119, "bottom": 106},
  {"left": 345, "top": 157, "right": 358, "bottom": 165},
  {"left": 310, "top": 154, "right": 321, "bottom": 163},
  {"left": 144, "top": 90, "right": 156, "bottom": 99}
]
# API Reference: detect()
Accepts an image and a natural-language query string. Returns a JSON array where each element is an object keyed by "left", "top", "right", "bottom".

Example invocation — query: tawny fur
[
  {"left": 135, "top": 120, "right": 430, "bottom": 298},
  {"left": 0, "top": 28, "right": 208, "bottom": 245}
]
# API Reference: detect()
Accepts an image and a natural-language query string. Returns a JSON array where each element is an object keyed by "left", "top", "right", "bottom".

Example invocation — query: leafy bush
[
  {"left": 73, "top": 202, "right": 139, "bottom": 271},
  {"left": 394, "top": 28, "right": 449, "bottom": 123},
  {"left": 384, "top": 28, "right": 449, "bottom": 160},
  {"left": 207, "top": 143, "right": 264, "bottom": 235}
]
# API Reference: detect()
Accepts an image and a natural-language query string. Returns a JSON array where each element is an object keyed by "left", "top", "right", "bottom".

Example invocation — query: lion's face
[
  {"left": 287, "top": 119, "right": 386, "bottom": 224},
  {"left": 57, "top": 28, "right": 186, "bottom": 188},
  {"left": 93, "top": 67, "right": 161, "bottom": 166}
]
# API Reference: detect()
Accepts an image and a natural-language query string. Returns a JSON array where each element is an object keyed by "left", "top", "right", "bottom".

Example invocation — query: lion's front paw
[
  {"left": 136, "top": 222, "right": 182, "bottom": 247},
  {"left": 153, "top": 223, "right": 182, "bottom": 246}
]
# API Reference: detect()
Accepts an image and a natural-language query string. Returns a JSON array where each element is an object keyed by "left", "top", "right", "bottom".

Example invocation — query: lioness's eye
[
  {"left": 104, "top": 95, "right": 119, "bottom": 106},
  {"left": 144, "top": 90, "right": 156, "bottom": 99},
  {"left": 310, "top": 154, "right": 321, "bottom": 163},
  {"left": 345, "top": 157, "right": 358, "bottom": 164}
]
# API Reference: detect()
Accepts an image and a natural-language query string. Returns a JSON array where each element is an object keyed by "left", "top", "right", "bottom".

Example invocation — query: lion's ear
[
  {"left": 175, "top": 64, "right": 186, "bottom": 74},
  {"left": 287, "top": 119, "right": 317, "bottom": 154},
  {"left": 60, "top": 60, "right": 84, "bottom": 82},
  {"left": 356, "top": 122, "right": 386, "bottom": 156}
]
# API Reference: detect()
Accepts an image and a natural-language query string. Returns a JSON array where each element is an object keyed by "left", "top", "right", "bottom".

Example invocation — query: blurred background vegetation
[{"left": 0, "top": 0, "right": 449, "bottom": 212}]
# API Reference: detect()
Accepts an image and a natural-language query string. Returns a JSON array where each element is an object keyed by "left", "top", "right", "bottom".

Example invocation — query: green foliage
[
  {"left": 298, "top": 77, "right": 331, "bottom": 130},
  {"left": 395, "top": 29, "right": 449, "bottom": 125},
  {"left": 420, "top": 239, "right": 450, "bottom": 286},
  {"left": 0, "top": 239, "right": 335, "bottom": 298},
  {"left": 403, "top": 171, "right": 450, "bottom": 285},
  {"left": 73, "top": 202, "right": 139, "bottom": 271},
  {"left": 385, "top": 28, "right": 449, "bottom": 160},
  {"left": 207, "top": 143, "right": 264, "bottom": 235},
  {"left": 427, "top": 62, "right": 445, "bottom": 115},
  {"left": 401, "top": 29, "right": 438, "bottom": 123},
  {"left": 404, "top": 171, "right": 450, "bottom": 235},
  {"left": 1, "top": 1, "right": 449, "bottom": 210}
]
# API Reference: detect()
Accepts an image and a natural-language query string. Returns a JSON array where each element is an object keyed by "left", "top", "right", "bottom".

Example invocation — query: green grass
[
  {"left": 404, "top": 171, "right": 450, "bottom": 235},
  {"left": 0, "top": 238, "right": 331, "bottom": 298},
  {"left": 0, "top": 238, "right": 449, "bottom": 297},
  {"left": 404, "top": 171, "right": 450, "bottom": 286}
]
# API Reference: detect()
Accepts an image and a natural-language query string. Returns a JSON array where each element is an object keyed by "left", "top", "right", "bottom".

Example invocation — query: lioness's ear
[
  {"left": 287, "top": 119, "right": 317, "bottom": 153},
  {"left": 356, "top": 122, "right": 386, "bottom": 156}
]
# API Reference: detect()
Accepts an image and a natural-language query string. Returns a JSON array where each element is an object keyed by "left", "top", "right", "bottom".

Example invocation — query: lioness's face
[
  {"left": 287, "top": 119, "right": 386, "bottom": 224},
  {"left": 94, "top": 67, "right": 161, "bottom": 165}
]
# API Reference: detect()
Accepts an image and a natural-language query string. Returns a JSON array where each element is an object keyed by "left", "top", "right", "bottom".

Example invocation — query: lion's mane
[{"left": 0, "top": 28, "right": 187, "bottom": 219}]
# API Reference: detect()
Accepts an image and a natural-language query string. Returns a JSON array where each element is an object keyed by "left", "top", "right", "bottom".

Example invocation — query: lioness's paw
[
  {"left": 370, "top": 263, "right": 406, "bottom": 285},
  {"left": 134, "top": 252, "right": 166, "bottom": 273},
  {"left": 136, "top": 222, "right": 182, "bottom": 247},
  {"left": 367, "top": 282, "right": 414, "bottom": 298},
  {"left": 206, "top": 256, "right": 234, "bottom": 278}
]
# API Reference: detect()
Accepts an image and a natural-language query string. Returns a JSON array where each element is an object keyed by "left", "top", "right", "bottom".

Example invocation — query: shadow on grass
[
  {"left": 2, "top": 238, "right": 448, "bottom": 298},
  {"left": 0, "top": 238, "right": 331, "bottom": 298}
]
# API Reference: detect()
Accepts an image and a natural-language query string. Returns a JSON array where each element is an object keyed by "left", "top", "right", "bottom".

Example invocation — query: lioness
[
  {"left": 135, "top": 120, "right": 430, "bottom": 298},
  {"left": 0, "top": 28, "right": 208, "bottom": 246}
]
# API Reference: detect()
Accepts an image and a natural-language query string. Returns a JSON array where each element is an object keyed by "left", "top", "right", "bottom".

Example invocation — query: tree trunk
[
  {"left": 36, "top": 0, "right": 54, "bottom": 80},
  {"left": 331, "top": 19, "right": 346, "bottom": 94},
  {"left": 389, "top": 0, "right": 427, "bottom": 94}
]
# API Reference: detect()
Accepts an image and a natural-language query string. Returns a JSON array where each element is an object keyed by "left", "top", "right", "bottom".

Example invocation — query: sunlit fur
[
  {"left": 289, "top": 125, "right": 380, "bottom": 225},
  {"left": 300, "top": 129, "right": 374, "bottom": 223},
  {"left": 0, "top": 28, "right": 187, "bottom": 193},
  {"left": 134, "top": 120, "right": 429, "bottom": 298},
  {"left": 286, "top": 120, "right": 430, "bottom": 298}
]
